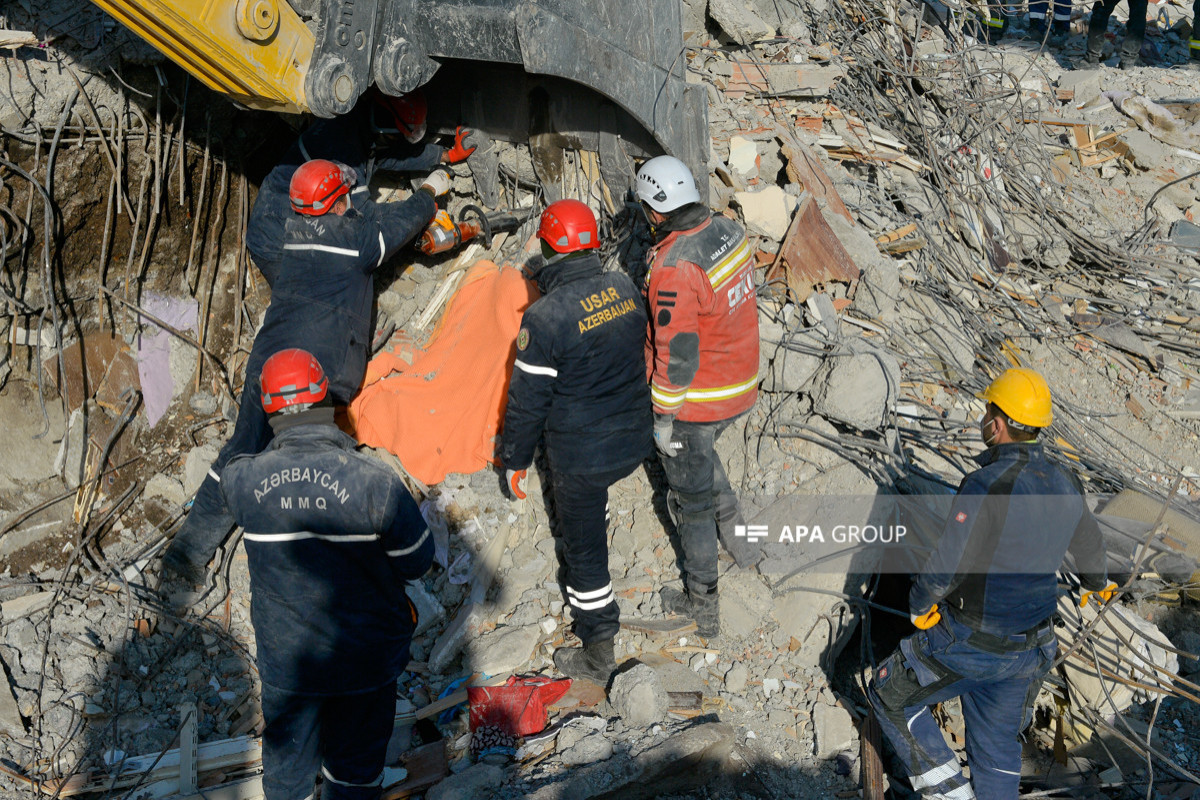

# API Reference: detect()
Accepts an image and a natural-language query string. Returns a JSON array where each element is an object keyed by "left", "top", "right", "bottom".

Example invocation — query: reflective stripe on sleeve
[
  {"left": 683, "top": 374, "right": 758, "bottom": 402},
  {"left": 243, "top": 531, "right": 379, "bottom": 543},
  {"left": 282, "top": 243, "right": 360, "bottom": 257},
  {"left": 514, "top": 359, "right": 558, "bottom": 377},
  {"left": 387, "top": 528, "right": 430, "bottom": 558}
]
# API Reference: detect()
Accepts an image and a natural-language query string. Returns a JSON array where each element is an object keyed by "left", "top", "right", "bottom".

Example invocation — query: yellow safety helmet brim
[{"left": 977, "top": 367, "right": 1053, "bottom": 429}]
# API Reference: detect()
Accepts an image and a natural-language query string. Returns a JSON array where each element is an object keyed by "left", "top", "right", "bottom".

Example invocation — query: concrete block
[
  {"left": 610, "top": 664, "right": 668, "bottom": 727},
  {"left": 812, "top": 350, "right": 900, "bottom": 431},
  {"left": 735, "top": 186, "right": 797, "bottom": 241},
  {"left": 183, "top": 443, "right": 220, "bottom": 499},
  {"left": 813, "top": 702, "right": 857, "bottom": 759},
  {"left": 708, "top": 0, "right": 776, "bottom": 43},
  {"left": 728, "top": 136, "right": 759, "bottom": 179},
  {"left": 466, "top": 623, "right": 541, "bottom": 677},
  {"left": 426, "top": 763, "right": 504, "bottom": 800},
  {"left": 144, "top": 474, "right": 186, "bottom": 507}
]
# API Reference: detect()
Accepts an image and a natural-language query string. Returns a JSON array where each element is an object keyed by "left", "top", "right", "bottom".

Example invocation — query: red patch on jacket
[{"left": 955, "top": 511, "right": 968, "bottom": 523}]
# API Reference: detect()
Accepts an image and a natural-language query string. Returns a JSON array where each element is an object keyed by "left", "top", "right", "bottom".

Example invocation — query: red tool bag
[{"left": 467, "top": 675, "right": 572, "bottom": 737}]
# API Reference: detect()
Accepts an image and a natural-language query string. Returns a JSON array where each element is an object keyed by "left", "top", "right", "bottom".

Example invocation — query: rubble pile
[{"left": 3, "top": 0, "right": 1200, "bottom": 798}]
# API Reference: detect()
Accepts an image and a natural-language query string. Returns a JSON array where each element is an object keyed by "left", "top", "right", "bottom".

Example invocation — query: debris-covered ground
[{"left": 4, "top": 0, "right": 1200, "bottom": 798}]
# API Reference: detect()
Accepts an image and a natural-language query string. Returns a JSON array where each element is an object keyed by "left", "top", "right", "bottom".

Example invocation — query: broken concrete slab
[
  {"left": 528, "top": 721, "right": 735, "bottom": 800},
  {"left": 611, "top": 663, "right": 668, "bottom": 728},
  {"left": 560, "top": 731, "right": 614, "bottom": 765},
  {"left": 465, "top": 623, "right": 542, "bottom": 678},
  {"left": 728, "top": 136, "right": 759, "bottom": 179},
  {"left": 183, "top": 443, "right": 220, "bottom": 498},
  {"left": 735, "top": 186, "right": 797, "bottom": 241},
  {"left": 707, "top": 0, "right": 775, "bottom": 44},
  {"left": 425, "top": 762, "right": 504, "bottom": 800},
  {"left": 144, "top": 474, "right": 186, "bottom": 507},
  {"left": 0, "top": 661, "right": 23, "bottom": 737},
  {"left": 812, "top": 350, "right": 900, "bottom": 431},
  {"left": 812, "top": 702, "right": 856, "bottom": 759}
]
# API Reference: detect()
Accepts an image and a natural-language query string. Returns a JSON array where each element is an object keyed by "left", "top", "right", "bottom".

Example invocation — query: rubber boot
[
  {"left": 553, "top": 638, "right": 617, "bottom": 685},
  {"left": 661, "top": 580, "right": 720, "bottom": 638}
]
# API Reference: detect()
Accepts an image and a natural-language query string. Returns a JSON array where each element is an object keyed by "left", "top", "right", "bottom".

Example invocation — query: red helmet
[
  {"left": 260, "top": 349, "right": 328, "bottom": 414},
  {"left": 537, "top": 199, "right": 599, "bottom": 254},
  {"left": 289, "top": 159, "right": 349, "bottom": 216},
  {"left": 372, "top": 88, "right": 427, "bottom": 143}
]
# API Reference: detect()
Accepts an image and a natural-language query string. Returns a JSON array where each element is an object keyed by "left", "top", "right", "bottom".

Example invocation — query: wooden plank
[{"left": 779, "top": 139, "right": 854, "bottom": 224}]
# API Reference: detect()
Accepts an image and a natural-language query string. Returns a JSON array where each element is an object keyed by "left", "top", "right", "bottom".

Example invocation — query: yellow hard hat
[{"left": 977, "top": 368, "right": 1053, "bottom": 428}]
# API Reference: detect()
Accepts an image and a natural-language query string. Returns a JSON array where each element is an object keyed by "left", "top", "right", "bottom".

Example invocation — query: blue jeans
[
  {"left": 552, "top": 463, "right": 638, "bottom": 645},
  {"left": 868, "top": 610, "right": 1056, "bottom": 800},
  {"left": 261, "top": 682, "right": 395, "bottom": 800}
]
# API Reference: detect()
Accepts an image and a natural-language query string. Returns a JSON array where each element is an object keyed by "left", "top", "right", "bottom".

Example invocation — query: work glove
[
  {"left": 1081, "top": 582, "right": 1119, "bottom": 607},
  {"left": 445, "top": 126, "right": 479, "bottom": 164},
  {"left": 505, "top": 468, "right": 528, "bottom": 501},
  {"left": 653, "top": 415, "right": 679, "bottom": 458},
  {"left": 910, "top": 604, "right": 941, "bottom": 630},
  {"left": 420, "top": 167, "right": 452, "bottom": 198}
]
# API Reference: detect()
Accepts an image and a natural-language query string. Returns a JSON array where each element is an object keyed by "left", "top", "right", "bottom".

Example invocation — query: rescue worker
[
  {"left": 868, "top": 368, "right": 1114, "bottom": 800},
  {"left": 160, "top": 159, "right": 447, "bottom": 606},
  {"left": 247, "top": 88, "right": 477, "bottom": 286},
  {"left": 1081, "top": 0, "right": 1148, "bottom": 68},
  {"left": 221, "top": 348, "right": 433, "bottom": 800},
  {"left": 498, "top": 199, "right": 652, "bottom": 685},
  {"left": 1027, "top": 0, "right": 1071, "bottom": 44},
  {"left": 633, "top": 155, "right": 760, "bottom": 638}
]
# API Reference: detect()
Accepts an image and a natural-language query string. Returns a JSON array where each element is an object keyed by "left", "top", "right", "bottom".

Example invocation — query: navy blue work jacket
[
  {"left": 911, "top": 441, "right": 1109, "bottom": 635},
  {"left": 499, "top": 251, "right": 653, "bottom": 475},
  {"left": 221, "top": 423, "right": 433, "bottom": 695}
]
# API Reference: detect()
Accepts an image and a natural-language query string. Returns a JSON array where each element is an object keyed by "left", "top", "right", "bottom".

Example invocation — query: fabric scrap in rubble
[
  {"left": 350, "top": 261, "right": 537, "bottom": 485},
  {"left": 136, "top": 293, "right": 198, "bottom": 427}
]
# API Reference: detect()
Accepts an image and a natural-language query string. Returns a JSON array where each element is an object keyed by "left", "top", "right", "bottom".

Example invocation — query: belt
[{"left": 966, "top": 622, "right": 1055, "bottom": 654}]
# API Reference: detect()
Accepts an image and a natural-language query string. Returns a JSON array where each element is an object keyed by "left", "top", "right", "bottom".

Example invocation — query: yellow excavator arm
[
  {"left": 90, "top": 0, "right": 318, "bottom": 114},
  {"left": 87, "top": 0, "right": 709, "bottom": 191}
]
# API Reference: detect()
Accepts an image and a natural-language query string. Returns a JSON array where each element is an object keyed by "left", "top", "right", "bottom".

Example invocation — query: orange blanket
[{"left": 350, "top": 261, "right": 538, "bottom": 485}]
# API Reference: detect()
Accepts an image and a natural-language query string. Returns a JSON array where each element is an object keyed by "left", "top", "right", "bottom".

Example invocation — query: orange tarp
[{"left": 349, "top": 261, "right": 538, "bottom": 485}]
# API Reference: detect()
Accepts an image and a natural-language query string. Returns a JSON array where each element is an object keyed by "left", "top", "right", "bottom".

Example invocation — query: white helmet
[{"left": 636, "top": 155, "right": 701, "bottom": 213}]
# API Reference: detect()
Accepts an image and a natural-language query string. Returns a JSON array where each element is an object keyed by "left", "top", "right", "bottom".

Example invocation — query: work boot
[
  {"left": 1078, "top": 29, "right": 1104, "bottom": 68},
  {"left": 1026, "top": 17, "right": 1046, "bottom": 40},
  {"left": 661, "top": 582, "right": 720, "bottom": 638},
  {"left": 553, "top": 639, "right": 617, "bottom": 686},
  {"left": 1048, "top": 20, "right": 1070, "bottom": 45}
]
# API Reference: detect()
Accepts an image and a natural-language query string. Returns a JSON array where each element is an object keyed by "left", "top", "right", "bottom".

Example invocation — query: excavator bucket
[{"left": 86, "top": 0, "right": 708, "bottom": 194}]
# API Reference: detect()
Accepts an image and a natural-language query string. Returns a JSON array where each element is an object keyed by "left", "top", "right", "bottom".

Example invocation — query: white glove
[
  {"left": 420, "top": 168, "right": 452, "bottom": 198},
  {"left": 653, "top": 415, "right": 678, "bottom": 458}
]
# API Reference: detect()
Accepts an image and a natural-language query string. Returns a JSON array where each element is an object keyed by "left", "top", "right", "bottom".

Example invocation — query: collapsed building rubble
[{"left": 3, "top": 0, "right": 1200, "bottom": 798}]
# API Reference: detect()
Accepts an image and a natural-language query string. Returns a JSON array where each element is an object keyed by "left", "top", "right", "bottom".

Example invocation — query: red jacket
[{"left": 644, "top": 213, "right": 759, "bottom": 423}]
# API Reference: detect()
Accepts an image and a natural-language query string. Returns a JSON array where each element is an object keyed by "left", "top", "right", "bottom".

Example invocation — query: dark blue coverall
[
  {"left": 221, "top": 420, "right": 433, "bottom": 800},
  {"left": 246, "top": 100, "right": 443, "bottom": 287},
  {"left": 498, "top": 251, "right": 653, "bottom": 645},
  {"left": 868, "top": 442, "right": 1108, "bottom": 800},
  {"left": 162, "top": 168, "right": 436, "bottom": 582}
]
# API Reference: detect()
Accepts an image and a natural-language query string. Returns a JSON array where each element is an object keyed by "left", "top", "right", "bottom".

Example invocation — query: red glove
[
  {"left": 506, "top": 468, "right": 527, "bottom": 500},
  {"left": 445, "top": 127, "right": 478, "bottom": 164}
]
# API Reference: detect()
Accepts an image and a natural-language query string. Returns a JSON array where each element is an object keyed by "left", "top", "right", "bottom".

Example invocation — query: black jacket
[
  {"left": 499, "top": 252, "right": 653, "bottom": 475},
  {"left": 221, "top": 423, "right": 433, "bottom": 695}
]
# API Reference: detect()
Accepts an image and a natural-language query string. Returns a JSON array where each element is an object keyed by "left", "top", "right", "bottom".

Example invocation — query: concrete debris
[
  {"left": 812, "top": 702, "right": 857, "bottom": 760},
  {"left": 6, "top": 6, "right": 1200, "bottom": 800},
  {"left": 425, "top": 762, "right": 505, "bottom": 800},
  {"left": 811, "top": 349, "right": 900, "bottom": 431},
  {"left": 734, "top": 185, "right": 797, "bottom": 241},
  {"left": 610, "top": 664, "right": 669, "bottom": 728},
  {"left": 707, "top": 0, "right": 776, "bottom": 44},
  {"left": 560, "top": 731, "right": 614, "bottom": 765}
]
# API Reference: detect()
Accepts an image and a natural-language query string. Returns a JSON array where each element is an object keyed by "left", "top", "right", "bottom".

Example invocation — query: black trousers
[
  {"left": 1087, "top": 0, "right": 1148, "bottom": 61},
  {"left": 552, "top": 462, "right": 638, "bottom": 645},
  {"left": 261, "top": 682, "right": 396, "bottom": 800}
]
